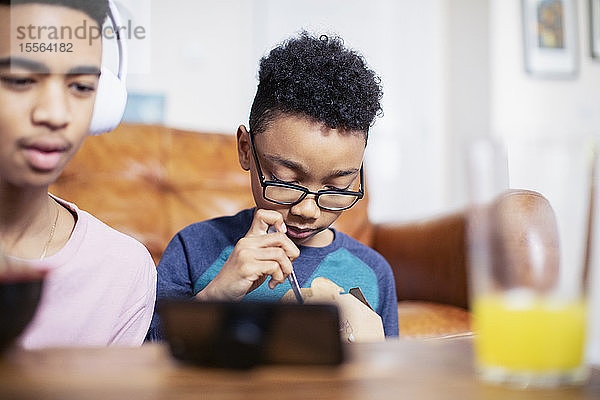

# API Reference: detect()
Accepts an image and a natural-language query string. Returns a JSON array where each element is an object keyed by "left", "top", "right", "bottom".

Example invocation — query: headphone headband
[
  {"left": 106, "top": 0, "right": 127, "bottom": 81},
  {"left": 88, "top": 0, "right": 128, "bottom": 135}
]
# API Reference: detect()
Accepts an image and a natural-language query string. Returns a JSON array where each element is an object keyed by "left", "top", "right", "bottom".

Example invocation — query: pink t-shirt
[{"left": 16, "top": 197, "right": 157, "bottom": 349}]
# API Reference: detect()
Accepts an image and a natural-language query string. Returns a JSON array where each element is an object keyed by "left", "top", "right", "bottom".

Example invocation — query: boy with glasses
[{"left": 149, "top": 32, "right": 398, "bottom": 338}]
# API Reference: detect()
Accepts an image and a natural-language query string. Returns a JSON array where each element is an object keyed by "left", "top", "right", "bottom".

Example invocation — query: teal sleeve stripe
[
  {"left": 306, "top": 248, "right": 379, "bottom": 311},
  {"left": 193, "top": 245, "right": 234, "bottom": 294},
  {"left": 242, "top": 277, "right": 293, "bottom": 301}
]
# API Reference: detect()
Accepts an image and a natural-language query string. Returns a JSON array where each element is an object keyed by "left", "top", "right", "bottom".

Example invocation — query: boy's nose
[
  {"left": 32, "top": 81, "right": 71, "bottom": 129},
  {"left": 290, "top": 194, "right": 321, "bottom": 220}
]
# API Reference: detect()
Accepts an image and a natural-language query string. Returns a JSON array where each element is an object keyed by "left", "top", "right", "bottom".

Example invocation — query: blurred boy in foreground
[{"left": 0, "top": 0, "right": 156, "bottom": 348}]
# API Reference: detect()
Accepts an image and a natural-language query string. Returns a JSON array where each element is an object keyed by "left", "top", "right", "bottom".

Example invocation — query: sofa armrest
[
  {"left": 373, "top": 212, "right": 469, "bottom": 309},
  {"left": 372, "top": 189, "right": 557, "bottom": 311}
]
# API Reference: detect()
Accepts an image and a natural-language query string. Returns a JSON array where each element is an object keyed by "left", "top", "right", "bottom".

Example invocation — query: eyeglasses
[{"left": 248, "top": 130, "right": 364, "bottom": 211}]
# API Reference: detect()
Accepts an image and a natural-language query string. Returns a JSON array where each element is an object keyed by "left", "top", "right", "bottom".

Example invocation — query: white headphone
[{"left": 88, "top": 0, "right": 128, "bottom": 135}]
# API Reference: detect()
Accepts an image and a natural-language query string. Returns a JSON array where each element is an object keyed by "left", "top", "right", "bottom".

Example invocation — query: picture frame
[
  {"left": 521, "top": 0, "right": 578, "bottom": 77},
  {"left": 592, "top": 0, "right": 600, "bottom": 58}
]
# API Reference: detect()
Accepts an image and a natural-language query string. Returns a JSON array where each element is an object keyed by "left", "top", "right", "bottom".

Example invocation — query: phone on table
[{"left": 158, "top": 299, "right": 344, "bottom": 369}]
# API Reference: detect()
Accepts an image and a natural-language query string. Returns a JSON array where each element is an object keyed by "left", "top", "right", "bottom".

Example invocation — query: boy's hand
[{"left": 195, "top": 209, "right": 300, "bottom": 301}]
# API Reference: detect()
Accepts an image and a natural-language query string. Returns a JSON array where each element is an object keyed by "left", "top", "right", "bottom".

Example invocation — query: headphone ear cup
[{"left": 88, "top": 65, "right": 128, "bottom": 135}]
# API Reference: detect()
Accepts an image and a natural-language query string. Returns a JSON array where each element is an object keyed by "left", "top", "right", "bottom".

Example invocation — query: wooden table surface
[{"left": 0, "top": 337, "right": 598, "bottom": 400}]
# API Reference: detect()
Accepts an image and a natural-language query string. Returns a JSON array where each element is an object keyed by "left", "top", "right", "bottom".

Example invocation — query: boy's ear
[{"left": 237, "top": 125, "right": 252, "bottom": 171}]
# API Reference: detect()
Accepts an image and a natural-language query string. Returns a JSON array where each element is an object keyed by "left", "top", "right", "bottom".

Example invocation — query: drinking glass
[{"left": 466, "top": 135, "right": 595, "bottom": 387}]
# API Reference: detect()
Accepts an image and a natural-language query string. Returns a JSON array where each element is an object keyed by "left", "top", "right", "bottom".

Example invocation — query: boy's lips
[
  {"left": 21, "top": 140, "right": 70, "bottom": 172},
  {"left": 286, "top": 225, "right": 319, "bottom": 239}
]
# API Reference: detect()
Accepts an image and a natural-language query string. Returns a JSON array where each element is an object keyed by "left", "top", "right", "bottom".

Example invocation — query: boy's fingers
[
  {"left": 247, "top": 209, "right": 287, "bottom": 235},
  {"left": 254, "top": 247, "right": 294, "bottom": 275},
  {"left": 268, "top": 277, "right": 286, "bottom": 289},
  {"left": 267, "top": 266, "right": 285, "bottom": 285},
  {"left": 243, "top": 234, "right": 300, "bottom": 261},
  {"left": 243, "top": 260, "right": 285, "bottom": 289},
  {"left": 237, "top": 208, "right": 298, "bottom": 295}
]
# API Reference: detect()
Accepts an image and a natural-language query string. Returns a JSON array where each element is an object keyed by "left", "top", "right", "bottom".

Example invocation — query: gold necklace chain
[{"left": 39, "top": 199, "right": 59, "bottom": 260}]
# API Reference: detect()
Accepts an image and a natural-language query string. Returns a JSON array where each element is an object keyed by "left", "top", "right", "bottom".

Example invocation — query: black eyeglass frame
[{"left": 247, "top": 130, "right": 365, "bottom": 211}]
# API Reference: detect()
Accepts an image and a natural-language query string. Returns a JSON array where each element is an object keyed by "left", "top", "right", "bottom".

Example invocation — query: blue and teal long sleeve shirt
[{"left": 147, "top": 208, "right": 399, "bottom": 339}]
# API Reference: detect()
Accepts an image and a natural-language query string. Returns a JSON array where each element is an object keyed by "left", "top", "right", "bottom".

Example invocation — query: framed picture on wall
[
  {"left": 592, "top": 0, "right": 600, "bottom": 58},
  {"left": 521, "top": 0, "right": 578, "bottom": 77}
]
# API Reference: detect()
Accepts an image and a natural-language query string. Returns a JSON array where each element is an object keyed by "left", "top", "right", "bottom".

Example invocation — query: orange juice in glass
[
  {"left": 467, "top": 136, "right": 595, "bottom": 387},
  {"left": 472, "top": 293, "right": 587, "bottom": 385}
]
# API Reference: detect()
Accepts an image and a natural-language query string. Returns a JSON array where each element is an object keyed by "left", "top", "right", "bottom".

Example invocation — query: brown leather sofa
[{"left": 48, "top": 123, "right": 491, "bottom": 337}]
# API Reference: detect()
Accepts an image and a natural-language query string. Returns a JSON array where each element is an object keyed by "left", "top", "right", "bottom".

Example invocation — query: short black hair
[
  {"left": 0, "top": 0, "right": 108, "bottom": 27},
  {"left": 249, "top": 32, "right": 383, "bottom": 140}
]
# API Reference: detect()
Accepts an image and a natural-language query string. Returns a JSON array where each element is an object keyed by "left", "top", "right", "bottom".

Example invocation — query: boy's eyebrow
[
  {"left": 264, "top": 154, "right": 359, "bottom": 179},
  {"left": 265, "top": 154, "right": 309, "bottom": 175},
  {"left": 66, "top": 65, "right": 101, "bottom": 76},
  {"left": 325, "top": 168, "right": 360, "bottom": 179},
  {"left": 0, "top": 57, "right": 100, "bottom": 76},
  {"left": 0, "top": 57, "right": 50, "bottom": 73}
]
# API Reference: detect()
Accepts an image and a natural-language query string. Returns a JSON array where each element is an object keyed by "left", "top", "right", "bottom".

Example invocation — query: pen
[{"left": 267, "top": 225, "right": 304, "bottom": 304}]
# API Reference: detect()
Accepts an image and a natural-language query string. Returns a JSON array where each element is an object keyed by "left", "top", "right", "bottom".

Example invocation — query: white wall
[
  {"left": 127, "top": 0, "right": 255, "bottom": 133},
  {"left": 490, "top": 0, "right": 600, "bottom": 139},
  {"left": 443, "top": 0, "right": 490, "bottom": 213}
]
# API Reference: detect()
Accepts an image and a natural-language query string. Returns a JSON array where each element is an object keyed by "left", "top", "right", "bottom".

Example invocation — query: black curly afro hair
[
  {"left": 0, "top": 0, "right": 108, "bottom": 27},
  {"left": 249, "top": 32, "right": 383, "bottom": 141}
]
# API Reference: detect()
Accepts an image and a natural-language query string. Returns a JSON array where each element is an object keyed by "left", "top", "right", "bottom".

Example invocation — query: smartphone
[{"left": 158, "top": 299, "right": 344, "bottom": 369}]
